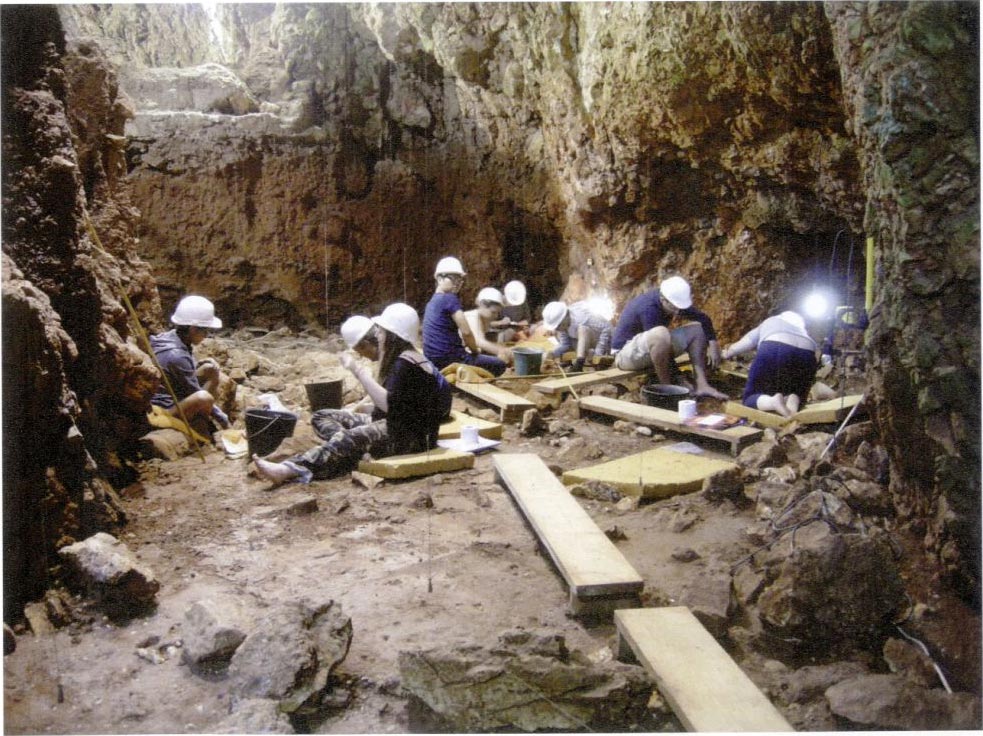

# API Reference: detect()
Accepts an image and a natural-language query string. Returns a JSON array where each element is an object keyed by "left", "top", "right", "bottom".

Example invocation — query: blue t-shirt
[
  {"left": 612, "top": 289, "right": 717, "bottom": 350},
  {"left": 423, "top": 291, "right": 467, "bottom": 365}
]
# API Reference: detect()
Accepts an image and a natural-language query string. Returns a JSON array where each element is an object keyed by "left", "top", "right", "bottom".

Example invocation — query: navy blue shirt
[
  {"left": 612, "top": 289, "right": 717, "bottom": 351},
  {"left": 423, "top": 291, "right": 467, "bottom": 365},
  {"left": 149, "top": 329, "right": 201, "bottom": 408}
]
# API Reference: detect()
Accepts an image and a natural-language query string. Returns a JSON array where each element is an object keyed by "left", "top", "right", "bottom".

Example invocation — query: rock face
[
  {"left": 58, "top": 532, "right": 159, "bottom": 615},
  {"left": 1, "top": 7, "right": 160, "bottom": 618}
]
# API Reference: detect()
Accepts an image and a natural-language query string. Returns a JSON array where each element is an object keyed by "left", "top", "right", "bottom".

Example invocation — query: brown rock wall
[{"left": 826, "top": 1, "right": 980, "bottom": 597}]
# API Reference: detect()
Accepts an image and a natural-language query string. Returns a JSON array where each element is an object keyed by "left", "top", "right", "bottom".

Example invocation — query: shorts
[{"left": 614, "top": 326, "right": 692, "bottom": 371}]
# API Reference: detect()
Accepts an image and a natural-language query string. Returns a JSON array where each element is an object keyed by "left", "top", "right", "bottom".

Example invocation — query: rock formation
[{"left": 1, "top": 2, "right": 977, "bottom": 619}]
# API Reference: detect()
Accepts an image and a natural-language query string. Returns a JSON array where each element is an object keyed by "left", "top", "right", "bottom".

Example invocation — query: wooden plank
[
  {"left": 532, "top": 367, "right": 645, "bottom": 395},
  {"left": 615, "top": 607, "right": 793, "bottom": 732},
  {"left": 725, "top": 394, "right": 865, "bottom": 427},
  {"left": 438, "top": 410, "right": 503, "bottom": 440},
  {"left": 578, "top": 396, "right": 762, "bottom": 456},
  {"left": 494, "top": 454, "right": 644, "bottom": 600},
  {"left": 358, "top": 447, "right": 474, "bottom": 479},
  {"left": 454, "top": 380, "right": 536, "bottom": 421},
  {"left": 562, "top": 447, "right": 738, "bottom": 500}
]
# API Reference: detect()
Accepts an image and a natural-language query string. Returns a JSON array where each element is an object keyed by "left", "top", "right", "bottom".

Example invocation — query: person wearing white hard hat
[
  {"left": 149, "top": 295, "right": 234, "bottom": 433},
  {"left": 254, "top": 303, "right": 452, "bottom": 485},
  {"left": 611, "top": 276, "right": 727, "bottom": 399},
  {"left": 721, "top": 310, "right": 818, "bottom": 417},
  {"left": 497, "top": 280, "right": 532, "bottom": 343},
  {"left": 541, "top": 299, "right": 612, "bottom": 372},
  {"left": 422, "top": 256, "right": 507, "bottom": 376},
  {"left": 463, "top": 287, "right": 514, "bottom": 364}
]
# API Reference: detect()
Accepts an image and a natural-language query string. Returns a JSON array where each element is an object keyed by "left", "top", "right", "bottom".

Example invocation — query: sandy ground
[{"left": 3, "top": 331, "right": 974, "bottom": 733}]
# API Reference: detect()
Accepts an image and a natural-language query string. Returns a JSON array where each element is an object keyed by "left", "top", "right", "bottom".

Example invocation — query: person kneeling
[{"left": 253, "top": 303, "right": 452, "bottom": 485}]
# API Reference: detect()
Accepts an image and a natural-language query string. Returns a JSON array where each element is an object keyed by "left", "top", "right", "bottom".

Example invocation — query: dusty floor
[{"left": 2, "top": 331, "right": 974, "bottom": 733}]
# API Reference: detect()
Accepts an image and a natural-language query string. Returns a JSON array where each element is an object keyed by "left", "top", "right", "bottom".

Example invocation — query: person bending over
[
  {"left": 463, "top": 286, "right": 513, "bottom": 365},
  {"left": 541, "top": 300, "right": 612, "bottom": 373},
  {"left": 611, "top": 276, "right": 727, "bottom": 400},
  {"left": 253, "top": 303, "right": 451, "bottom": 485},
  {"left": 722, "top": 310, "right": 818, "bottom": 417}
]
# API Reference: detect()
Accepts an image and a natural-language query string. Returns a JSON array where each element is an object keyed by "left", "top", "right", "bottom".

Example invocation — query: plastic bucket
[
  {"left": 513, "top": 347, "right": 544, "bottom": 376},
  {"left": 244, "top": 408, "right": 298, "bottom": 458},
  {"left": 304, "top": 379, "right": 344, "bottom": 411},
  {"left": 641, "top": 383, "right": 690, "bottom": 410}
]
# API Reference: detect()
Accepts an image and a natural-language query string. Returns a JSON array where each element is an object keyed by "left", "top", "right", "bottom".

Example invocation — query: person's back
[
  {"left": 423, "top": 290, "right": 467, "bottom": 365},
  {"left": 385, "top": 351, "right": 452, "bottom": 455},
  {"left": 150, "top": 329, "right": 196, "bottom": 407},
  {"left": 612, "top": 290, "right": 664, "bottom": 350}
]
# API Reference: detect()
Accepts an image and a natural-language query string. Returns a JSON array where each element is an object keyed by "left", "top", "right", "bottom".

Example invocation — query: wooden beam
[
  {"left": 454, "top": 380, "right": 536, "bottom": 422},
  {"left": 723, "top": 401, "right": 788, "bottom": 429},
  {"left": 358, "top": 447, "right": 474, "bottom": 479},
  {"left": 532, "top": 367, "right": 645, "bottom": 395},
  {"left": 562, "top": 447, "right": 738, "bottom": 500},
  {"left": 578, "top": 396, "right": 762, "bottom": 456},
  {"left": 724, "top": 394, "right": 865, "bottom": 428},
  {"left": 494, "top": 454, "right": 643, "bottom": 613},
  {"left": 615, "top": 607, "right": 793, "bottom": 732}
]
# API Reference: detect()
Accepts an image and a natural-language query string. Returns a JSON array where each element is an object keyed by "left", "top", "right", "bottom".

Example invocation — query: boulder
[
  {"left": 182, "top": 599, "right": 247, "bottom": 670},
  {"left": 826, "top": 674, "right": 981, "bottom": 730},
  {"left": 399, "top": 629, "right": 667, "bottom": 732},
  {"left": 227, "top": 598, "right": 352, "bottom": 717},
  {"left": 213, "top": 698, "right": 294, "bottom": 734},
  {"left": 58, "top": 533, "right": 159, "bottom": 615}
]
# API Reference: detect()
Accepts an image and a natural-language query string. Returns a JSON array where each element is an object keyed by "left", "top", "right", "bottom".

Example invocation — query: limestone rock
[
  {"left": 58, "top": 532, "right": 159, "bottom": 614},
  {"left": 121, "top": 63, "right": 261, "bottom": 114},
  {"left": 399, "top": 629, "right": 664, "bottom": 732},
  {"left": 826, "top": 674, "right": 981, "bottom": 730},
  {"left": 227, "top": 598, "right": 352, "bottom": 715},
  {"left": 882, "top": 636, "right": 942, "bottom": 688},
  {"left": 701, "top": 466, "right": 745, "bottom": 503},
  {"left": 182, "top": 599, "right": 247, "bottom": 669},
  {"left": 776, "top": 661, "right": 869, "bottom": 706}
]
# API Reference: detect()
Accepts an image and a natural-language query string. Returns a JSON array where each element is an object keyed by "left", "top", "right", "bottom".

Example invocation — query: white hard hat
[
  {"left": 476, "top": 287, "right": 504, "bottom": 305},
  {"left": 171, "top": 295, "right": 222, "bottom": 328},
  {"left": 434, "top": 256, "right": 466, "bottom": 277},
  {"left": 340, "top": 315, "right": 374, "bottom": 348},
  {"left": 373, "top": 302, "right": 420, "bottom": 345},
  {"left": 503, "top": 280, "right": 526, "bottom": 306},
  {"left": 542, "top": 301, "right": 568, "bottom": 331},
  {"left": 660, "top": 276, "right": 692, "bottom": 310}
]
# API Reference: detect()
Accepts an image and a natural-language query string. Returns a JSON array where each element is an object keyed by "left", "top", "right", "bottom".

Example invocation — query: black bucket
[
  {"left": 305, "top": 379, "right": 344, "bottom": 411},
  {"left": 641, "top": 383, "right": 691, "bottom": 410},
  {"left": 245, "top": 408, "right": 298, "bottom": 458}
]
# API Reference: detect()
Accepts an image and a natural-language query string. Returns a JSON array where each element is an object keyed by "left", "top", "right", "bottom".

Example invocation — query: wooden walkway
[
  {"left": 532, "top": 367, "right": 644, "bottom": 396},
  {"left": 494, "top": 453, "right": 643, "bottom": 617},
  {"left": 454, "top": 380, "right": 536, "bottom": 422},
  {"left": 725, "top": 394, "right": 865, "bottom": 428},
  {"left": 578, "top": 396, "right": 762, "bottom": 456},
  {"left": 615, "top": 607, "right": 793, "bottom": 732}
]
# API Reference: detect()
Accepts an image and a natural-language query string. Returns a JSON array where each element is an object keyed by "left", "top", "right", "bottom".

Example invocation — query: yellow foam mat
[
  {"left": 147, "top": 404, "right": 210, "bottom": 445},
  {"left": 358, "top": 447, "right": 475, "bottom": 479},
  {"left": 562, "top": 446, "right": 737, "bottom": 500}
]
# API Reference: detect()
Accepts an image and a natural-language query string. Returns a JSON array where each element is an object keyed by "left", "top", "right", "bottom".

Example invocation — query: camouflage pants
[{"left": 290, "top": 409, "right": 388, "bottom": 480}]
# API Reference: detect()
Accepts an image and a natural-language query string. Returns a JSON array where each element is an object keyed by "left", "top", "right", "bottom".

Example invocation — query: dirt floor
[{"left": 2, "top": 330, "right": 976, "bottom": 733}]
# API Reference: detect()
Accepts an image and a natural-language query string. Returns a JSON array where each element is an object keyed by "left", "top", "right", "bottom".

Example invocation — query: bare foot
[
  {"left": 786, "top": 393, "right": 801, "bottom": 414},
  {"left": 253, "top": 454, "right": 299, "bottom": 485},
  {"left": 773, "top": 393, "right": 793, "bottom": 418},
  {"left": 694, "top": 383, "right": 728, "bottom": 400}
]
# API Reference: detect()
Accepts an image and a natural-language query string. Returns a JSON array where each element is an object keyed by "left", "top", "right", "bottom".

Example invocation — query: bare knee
[{"left": 179, "top": 389, "right": 215, "bottom": 418}]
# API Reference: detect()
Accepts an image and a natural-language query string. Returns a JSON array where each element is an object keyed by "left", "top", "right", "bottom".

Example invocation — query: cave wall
[
  {"left": 1, "top": 6, "right": 161, "bottom": 618},
  {"left": 826, "top": 1, "right": 980, "bottom": 597}
]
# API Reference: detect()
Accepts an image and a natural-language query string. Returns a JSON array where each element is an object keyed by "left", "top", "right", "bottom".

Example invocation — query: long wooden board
[
  {"left": 724, "top": 393, "right": 865, "bottom": 428},
  {"left": 454, "top": 380, "right": 536, "bottom": 422},
  {"left": 532, "top": 367, "right": 644, "bottom": 395},
  {"left": 438, "top": 410, "right": 503, "bottom": 440},
  {"left": 578, "top": 396, "right": 762, "bottom": 456},
  {"left": 615, "top": 607, "right": 793, "bottom": 732},
  {"left": 494, "top": 454, "right": 643, "bottom": 603}
]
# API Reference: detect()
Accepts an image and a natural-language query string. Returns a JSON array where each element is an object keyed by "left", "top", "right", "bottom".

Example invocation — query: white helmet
[
  {"left": 542, "top": 301, "right": 568, "bottom": 331},
  {"left": 373, "top": 302, "right": 420, "bottom": 344},
  {"left": 171, "top": 295, "right": 222, "bottom": 328},
  {"left": 660, "top": 276, "right": 692, "bottom": 309},
  {"left": 476, "top": 287, "right": 504, "bottom": 305},
  {"left": 434, "top": 256, "right": 466, "bottom": 277},
  {"left": 503, "top": 280, "right": 526, "bottom": 306},
  {"left": 340, "top": 315, "right": 374, "bottom": 348}
]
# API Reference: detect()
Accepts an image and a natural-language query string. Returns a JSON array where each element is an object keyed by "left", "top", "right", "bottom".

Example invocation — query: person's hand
[
  {"left": 721, "top": 345, "right": 733, "bottom": 361},
  {"left": 499, "top": 346, "right": 513, "bottom": 363},
  {"left": 211, "top": 406, "right": 230, "bottom": 429},
  {"left": 339, "top": 353, "right": 358, "bottom": 373},
  {"left": 708, "top": 341, "right": 722, "bottom": 370}
]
